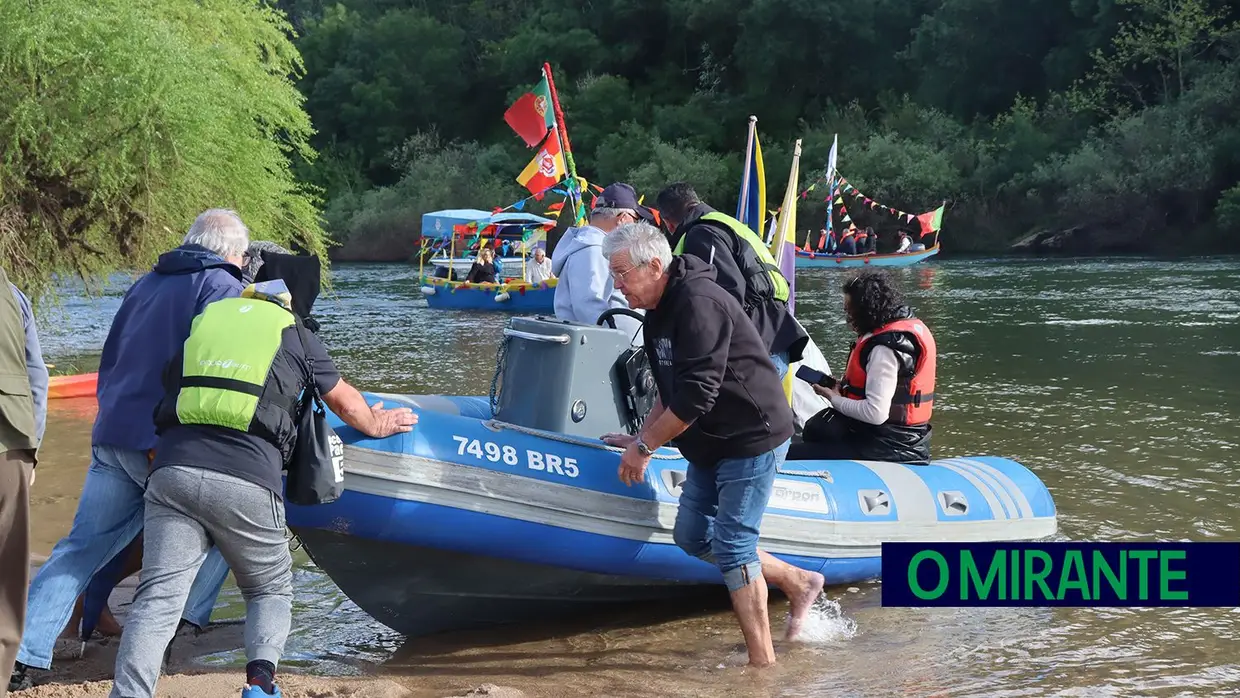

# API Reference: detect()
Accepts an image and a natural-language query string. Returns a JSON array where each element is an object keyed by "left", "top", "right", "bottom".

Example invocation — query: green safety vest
[
  {"left": 673, "top": 211, "right": 790, "bottom": 304},
  {"left": 0, "top": 266, "right": 37, "bottom": 454},
  {"left": 157, "top": 297, "right": 302, "bottom": 453}
]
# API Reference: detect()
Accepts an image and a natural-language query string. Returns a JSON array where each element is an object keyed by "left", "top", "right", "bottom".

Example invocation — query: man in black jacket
[
  {"left": 599, "top": 222, "right": 825, "bottom": 668},
  {"left": 655, "top": 183, "right": 808, "bottom": 378}
]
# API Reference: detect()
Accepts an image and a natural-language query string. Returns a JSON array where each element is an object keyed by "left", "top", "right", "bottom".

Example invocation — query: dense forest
[
  {"left": 282, "top": 0, "right": 1240, "bottom": 260},
  {"left": 2, "top": 0, "right": 1238, "bottom": 288}
]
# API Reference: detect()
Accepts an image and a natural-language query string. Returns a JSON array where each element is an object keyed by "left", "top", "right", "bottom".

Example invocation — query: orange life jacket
[{"left": 839, "top": 316, "right": 936, "bottom": 425}]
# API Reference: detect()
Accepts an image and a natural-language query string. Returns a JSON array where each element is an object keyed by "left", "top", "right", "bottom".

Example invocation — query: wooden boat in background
[{"left": 794, "top": 244, "right": 941, "bottom": 268}]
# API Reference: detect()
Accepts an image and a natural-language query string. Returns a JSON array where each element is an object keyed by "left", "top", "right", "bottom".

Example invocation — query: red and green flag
[
  {"left": 503, "top": 75, "right": 555, "bottom": 148},
  {"left": 917, "top": 204, "right": 945, "bottom": 237}
]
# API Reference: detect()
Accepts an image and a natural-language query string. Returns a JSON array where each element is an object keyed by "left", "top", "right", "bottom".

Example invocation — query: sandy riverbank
[{"left": 14, "top": 559, "right": 526, "bottom": 698}]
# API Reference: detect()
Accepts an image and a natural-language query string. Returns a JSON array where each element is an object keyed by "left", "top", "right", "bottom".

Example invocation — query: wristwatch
[{"left": 635, "top": 438, "right": 654, "bottom": 456}]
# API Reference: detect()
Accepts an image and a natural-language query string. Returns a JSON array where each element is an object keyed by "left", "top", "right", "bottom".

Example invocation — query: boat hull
[
  {"left": 285, "top": 392, "right": 1057, "bottom": 637},
  {"left": 795, "top": 245, "right": 941, "bottom": 268},
  {"left": 293, "top": 527, "right": 717, "bottom": 637},
  {"left": 48, "top": 372, "right": 98, "bottom": 399},
  {"left": 420, "top": 278, "right": 555, "bottom": 312}
]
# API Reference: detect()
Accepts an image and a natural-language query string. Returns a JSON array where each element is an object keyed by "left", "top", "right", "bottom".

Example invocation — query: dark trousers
[{"left": 788, "top": 409, "right": 864, "bottom": 460}]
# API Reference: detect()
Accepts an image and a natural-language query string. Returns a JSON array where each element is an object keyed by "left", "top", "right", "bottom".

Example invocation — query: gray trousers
[{"left": 109, "top": 466, "right": 293, "bottom": 698}]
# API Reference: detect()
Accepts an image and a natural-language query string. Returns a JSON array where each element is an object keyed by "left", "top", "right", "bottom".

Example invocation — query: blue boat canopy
[{"left": 421, "top": 209, "right": 555, "bottom": 239}]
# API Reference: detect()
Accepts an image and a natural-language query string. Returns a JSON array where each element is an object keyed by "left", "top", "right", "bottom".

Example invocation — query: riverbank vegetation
[
  {"left": 291, "top": 0, "right": 1240, "bottom": 258},
  {"left": 3, "top": 0, "right": 1239, "bottom": 283}
]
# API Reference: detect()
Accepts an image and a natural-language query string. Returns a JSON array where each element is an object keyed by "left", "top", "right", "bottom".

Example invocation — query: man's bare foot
[
  {"left": 747, "top": 657, "right": 777, "bottom": 668},
  {"left": 95, "top": 607, "right": 123, "bottom": 636},
  {"left": 786, "top": 570, "right": 825, "bottom": 641}
]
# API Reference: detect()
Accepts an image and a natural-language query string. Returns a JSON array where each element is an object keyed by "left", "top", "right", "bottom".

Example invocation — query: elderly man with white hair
[
  {"left": 8, "top": 209, "right": 251, "bottom": 691},
  {"left": 599, "top": 221, "right": 825, "bottom": 669}
]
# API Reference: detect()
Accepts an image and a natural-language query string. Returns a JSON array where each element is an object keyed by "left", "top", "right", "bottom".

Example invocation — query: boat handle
[{"left": 503, "top": 328, "right": 570, "bottom": 344}]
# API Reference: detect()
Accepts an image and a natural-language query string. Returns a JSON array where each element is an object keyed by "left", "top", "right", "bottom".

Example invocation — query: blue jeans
[
  {"left": 770, "top": 351, "right": 789, "bottom": 380},
  {"left": 672, "top": 439, "right": 791, "bottom": 591},
  {"left": 16, "top": 445, "right": 231, "bottom": 669}
]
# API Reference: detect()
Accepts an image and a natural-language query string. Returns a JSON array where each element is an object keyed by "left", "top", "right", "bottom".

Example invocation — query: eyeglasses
[{"left": 611, "top": 264, "right": 643, "bottom": 281}]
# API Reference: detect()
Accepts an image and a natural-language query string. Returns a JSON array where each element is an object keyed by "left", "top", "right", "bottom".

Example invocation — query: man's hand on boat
[
  {"left": 323, "top": 380, "right": 418, "bottom": 439},
  {"left": 601, "top": 432, "right": 650, "bottom": 486}
]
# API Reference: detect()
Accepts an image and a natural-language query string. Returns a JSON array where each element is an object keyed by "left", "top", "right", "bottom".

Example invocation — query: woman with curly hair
[{"left": 789, "top": 269, "right": 938, "bottom": 464}]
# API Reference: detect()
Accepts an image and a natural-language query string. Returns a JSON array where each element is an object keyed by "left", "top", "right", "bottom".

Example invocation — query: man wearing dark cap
[
  {"left": 550, "top": 183, "right": 656, "bottom": 343},
  {"left": 655, "top": 183, "right": 808, "bottom": 379}
]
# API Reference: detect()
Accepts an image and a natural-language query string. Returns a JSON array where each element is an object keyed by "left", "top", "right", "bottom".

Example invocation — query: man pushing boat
[{"left": 599, "top": 222, "right": 824, "bottom": 668}]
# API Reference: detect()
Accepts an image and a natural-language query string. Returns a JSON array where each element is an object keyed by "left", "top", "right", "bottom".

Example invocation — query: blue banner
[{"left": 880, "top": 542, "right": 1240, "bottom": 607}]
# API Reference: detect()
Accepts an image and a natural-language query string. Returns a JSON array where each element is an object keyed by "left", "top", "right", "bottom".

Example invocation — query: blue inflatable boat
[{"left": 284, "top": 314, "right": 1057, "bottom": 637}]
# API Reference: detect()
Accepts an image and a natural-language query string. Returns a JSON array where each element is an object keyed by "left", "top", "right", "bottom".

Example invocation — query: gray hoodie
[{"left": 550, "top": 225, "right": 643, "bottom": 343}]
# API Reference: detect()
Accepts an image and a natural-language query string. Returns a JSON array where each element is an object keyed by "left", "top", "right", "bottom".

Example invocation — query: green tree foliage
[
  {"left": 0, "top": 0, "right": 329, "bottom": 296},
  {"left": 284, "top": 0, "right": 1240, "bottom": 257}
]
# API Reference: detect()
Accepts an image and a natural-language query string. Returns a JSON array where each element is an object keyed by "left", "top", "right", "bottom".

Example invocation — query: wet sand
[{"left": 18, "top": 555, "right": 529, "bottom": 698}]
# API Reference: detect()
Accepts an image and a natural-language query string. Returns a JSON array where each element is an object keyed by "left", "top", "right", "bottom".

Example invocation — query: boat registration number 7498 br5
[{"left": 451, "top": 435, "right": 581, "bottom": 478}]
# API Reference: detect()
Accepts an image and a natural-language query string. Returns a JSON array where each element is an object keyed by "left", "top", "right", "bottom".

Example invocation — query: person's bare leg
[
  {"left": 758, "top": 550, "right": 825, "bottom": 640},
  {"left": 729, "top": 572, "right": 776, "bottom": 667}
]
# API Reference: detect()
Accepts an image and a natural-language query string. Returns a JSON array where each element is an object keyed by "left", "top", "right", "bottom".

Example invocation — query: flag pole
[
  {"left": 738, "top": 115, "right": 757, "bottom": 228},
  {"left": 542, "top": 63, "right": 583, "bottom": 226}
]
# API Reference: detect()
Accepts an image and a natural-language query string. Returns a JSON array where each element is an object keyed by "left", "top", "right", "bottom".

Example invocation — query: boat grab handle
[{"left": 503, "top": 328, "right": 570, "bottom": 344}]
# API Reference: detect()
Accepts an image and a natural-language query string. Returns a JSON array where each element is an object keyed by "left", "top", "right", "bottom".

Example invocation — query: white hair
[
  {"left": 590, "top": 207, "right": 634, "bottom": 223},
  {"left": 602, "top": 221, "right": 672, "bottom": 268},
  {"left": 183, "top": 208, "right": 250, "bottom": 258}
]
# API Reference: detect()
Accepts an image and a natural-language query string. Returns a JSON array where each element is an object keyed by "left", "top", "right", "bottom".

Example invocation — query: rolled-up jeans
[
  {"left": 15, "top": 445, "right": 231, "bottom": 669},
  {"left": 672, "top": 439, "right": 790, "bottom": 591}
]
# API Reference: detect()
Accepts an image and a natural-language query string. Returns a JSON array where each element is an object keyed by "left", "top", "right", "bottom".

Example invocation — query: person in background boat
[
  {"left": 854, "top": 227, "right": 870, "bottom": 254},
  {"left": 108, "top": 279, "right": 417, "bottom": 698},
  {"left": 822, "top": 228, "right": 837, "bottom": 254},
  {"left": 466, "top": 248, "right": 499, "bottom": 284},
  {"left": 599, "top": 222, "right": 825, "bottom": 668},
  {"left": 7, "top": 210, "right": 245, "bottom": 692},
  {"left": 789, "top": 269, "right": 936, "bottom": 464},
  {"left": 0, "top": 270, "right": 48, "bottom": 693},
  {"left": 865, "top": 227, "right": 878, "bottom": 254},
  {"left": 524, "top": 247, "right": 554, "bottom": 285},
  {"left": 838, "top": 227, "right": 858, "bottom": 255},
  {"left": 896, "top": 231, "right": 912, "bottom": 253},
  {"left": 655, "top": 182, "right": 808, "bottom": 380},
  {"left": 550, "top": 182, "right": 651, "bottom": 343}
]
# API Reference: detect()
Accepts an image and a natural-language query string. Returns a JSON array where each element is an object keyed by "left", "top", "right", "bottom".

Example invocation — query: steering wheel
[{"left": 596, "top": 308, "right": 646, "bottom": 329}]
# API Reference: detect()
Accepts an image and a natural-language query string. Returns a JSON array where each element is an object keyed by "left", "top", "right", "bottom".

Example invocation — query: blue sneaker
[{"left": 242, "top": 683, "right": 281, "bottom": 697}]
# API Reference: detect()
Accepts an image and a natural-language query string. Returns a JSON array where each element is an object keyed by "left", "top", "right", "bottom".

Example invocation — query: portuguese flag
[
  {"left": 917, "top": 204, "right": 945, "bottom": 237},
  {"left": 515, "top": 127, "right": 566, "bottom": 197},
  {"left": 504, "top": 75, "right": 556, "bottom": 148}
]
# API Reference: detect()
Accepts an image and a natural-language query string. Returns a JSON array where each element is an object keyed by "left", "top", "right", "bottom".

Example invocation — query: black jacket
[
  {"left": 644, "top": 255, "right": 794, "bottom": 467},
  {"left": 669, "top": 203, "right": 808, "bottom": 363}
]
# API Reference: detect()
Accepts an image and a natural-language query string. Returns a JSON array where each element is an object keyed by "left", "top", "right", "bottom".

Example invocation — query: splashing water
[{"left": 790, "top": 596, "right": 858, "bottom": 644}]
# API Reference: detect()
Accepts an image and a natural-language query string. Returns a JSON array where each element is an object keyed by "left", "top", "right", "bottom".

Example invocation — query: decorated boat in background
[
  {"left": 419, "top": 208, "right": 555, "bottom": 281},
  {"left": 795, "top": 243, "right": 942, "bottom": 268},
  {"left": 778, "top": 133, "right": 946, "bottom": 269},
  {"left": 417, "top": 208, "right": 559, "bottom": 312}
]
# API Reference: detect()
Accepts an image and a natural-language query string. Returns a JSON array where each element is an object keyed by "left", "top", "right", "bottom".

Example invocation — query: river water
[{"left": 29, "top": 257, "right": 1240, "bottom": 696}]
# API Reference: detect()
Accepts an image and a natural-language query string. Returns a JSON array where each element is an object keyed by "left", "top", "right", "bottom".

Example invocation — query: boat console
[{"left": 492, "top": 313, "right": 655, "bottom": 438}]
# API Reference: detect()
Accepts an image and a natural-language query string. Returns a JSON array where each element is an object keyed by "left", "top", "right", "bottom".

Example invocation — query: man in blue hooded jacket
[
  {"left": 9, "top": 209, "right": 250, "bottom": 690},
  {"left": 550, "top": 183, "right": 654, "bottom": 343}
]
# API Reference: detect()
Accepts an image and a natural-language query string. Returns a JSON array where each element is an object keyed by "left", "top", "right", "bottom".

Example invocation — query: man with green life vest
[
  {"left": 655, "top": 183, "right": 808, "bottom": 380},
  {"left": 107, "top": 279, "right": 417, "bottom": 698}
]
